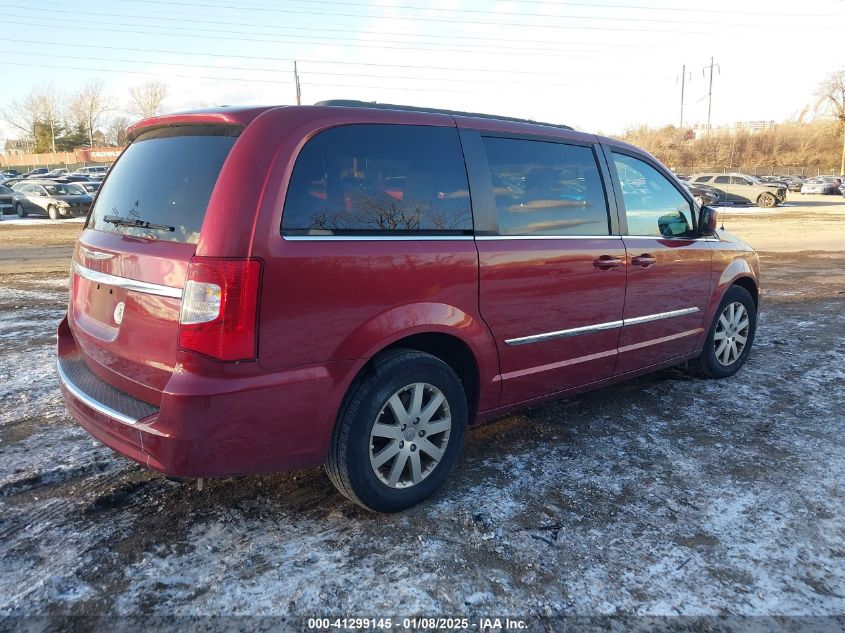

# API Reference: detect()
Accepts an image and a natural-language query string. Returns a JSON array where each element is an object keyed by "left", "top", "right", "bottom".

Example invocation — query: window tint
[
  {"left": 0, "top": 186, "right": 10, "bottom": 194},
  {"left": 714, "top": 175, "right": 730, "bottom": 184},
  {"left": 694, "top": 176, "right": 712, "bottom": 183},
  {"left": 88, "top": 125, "right": 240, "bottom": 244},
  {"left": 282, "top": 125, "right": 471, "bottom": 235},
  {"left": 482, "top": 137, "right": 609, "bottom": 236},
  {"left": 613, "top": 153, "right": 695, "bottom": 238},
  {"left": 730, "top": 176, "right": 749, "bottom": 185}
]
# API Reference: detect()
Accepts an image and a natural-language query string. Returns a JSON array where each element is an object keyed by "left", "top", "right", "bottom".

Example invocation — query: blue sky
[{"left": 1, "top": 0, "right": 843, "bottom": 142}]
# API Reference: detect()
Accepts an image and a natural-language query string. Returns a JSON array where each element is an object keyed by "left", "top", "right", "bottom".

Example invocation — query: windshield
[
  {"left": 44, "top": 183, "right": 86, "bottom": 195},
  {"left": 87, "top": 125, "right": 241, "bottom": 243}
]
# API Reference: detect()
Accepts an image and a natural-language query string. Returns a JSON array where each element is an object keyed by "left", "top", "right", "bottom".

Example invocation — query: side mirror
[{"left": 699, "top": 205, "right": 718, "bottom": 236}]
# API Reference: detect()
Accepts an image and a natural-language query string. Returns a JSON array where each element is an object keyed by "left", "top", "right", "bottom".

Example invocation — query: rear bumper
[{"left": 57, "top": 315, "right": 356, "bottom": 478}]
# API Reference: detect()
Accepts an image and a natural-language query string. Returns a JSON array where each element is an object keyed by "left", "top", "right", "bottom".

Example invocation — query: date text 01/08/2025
[{"left": 306, "top": 617, "right": 529, "bottom": 630}]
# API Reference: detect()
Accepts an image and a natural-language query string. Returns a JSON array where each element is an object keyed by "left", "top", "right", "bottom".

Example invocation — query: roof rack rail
[{"left": 315, "top": 99, "right": 573, "bottom": 131}]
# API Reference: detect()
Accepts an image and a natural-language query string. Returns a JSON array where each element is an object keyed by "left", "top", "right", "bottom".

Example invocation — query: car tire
[
  {"left": 757, "top": 193, "right": 776, "bottom": 208},
  {"left": 326, "top": 349, "right": 468, "bottom": 512},
  {"left": 47, "top": 205, "right": 60, "bottom": 220},
  {"left": 15, "top": 203, "right": 27, "bottom": 218},
  {"left": 688, "top": 285, "right": 757, "bottom": 379}
]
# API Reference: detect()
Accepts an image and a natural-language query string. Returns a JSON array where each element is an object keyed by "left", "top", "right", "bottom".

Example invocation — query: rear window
[
  {"left": 88, "top": 125, "right": 240, "bottom": 243},
  {"left": 281, "top": 124, "right": 472, "bottom": 236}
]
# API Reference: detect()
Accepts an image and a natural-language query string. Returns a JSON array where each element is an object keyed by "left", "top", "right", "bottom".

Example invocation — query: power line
[
  {"left": 0, "top": 48, "right": 625, "bottom": 85},
  {"left": 104, "top": 0, "right": 835, "bottom": 23},
  {"left": 9, "top": 2, "right": 683, "bottom": 51},
  {"left": 1, "top": 16, "right": 688, "bottom": 59},
  {"left": 3, "top": 2, "right": 821, "bottom": 37},
  {"left": 0, "top": 38, "right": 654, "bottom": 77}
]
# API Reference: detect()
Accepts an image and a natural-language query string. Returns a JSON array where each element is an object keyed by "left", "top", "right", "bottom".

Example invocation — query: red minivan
[{"left": 57, "top": 101, "right": 760, "bottom": 511}]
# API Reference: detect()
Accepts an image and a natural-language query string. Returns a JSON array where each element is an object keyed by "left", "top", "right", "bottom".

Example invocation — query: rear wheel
[
  {"left": 326, "top": 349, "right": 468, "bottom": 512},
  {"left": 15, "top": 203, "right": 26, "bottom": 218},
  {"left": 689, "top": 285, "right": 756, "bottom": 379},
  {"left": 47, "top": 204, "right": 59, "bottom": 220},
  {"left": 757, "top": 192, "right": 776, "bottom": 208}
]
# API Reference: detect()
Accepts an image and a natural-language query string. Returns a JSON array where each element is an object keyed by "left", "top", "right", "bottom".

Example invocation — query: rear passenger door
[
  {"left": 607, "top": 149, "right": 712, "bottom": 374},
  {"left": 466, "top": 132, "right": 627, "bottom": 406}
]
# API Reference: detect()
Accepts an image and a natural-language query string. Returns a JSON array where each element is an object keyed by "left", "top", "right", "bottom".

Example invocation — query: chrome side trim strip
[
  {"left": 504, "top": 307, "right": 700, "bottom": 346},
  {"left": 476, "top": 235, "right": 623, "bottom": 241},
  {"left": 505, "top": 319, "right": 624, "bottom": 346},
  {"left": 56, "top": 360, "right": 139, "bottom": 426},
  {"left": 73, "top": 262, "right": 183, "bottom": 299},
  {"left": 624, "top": 307, "right": 700, "bottom": 326},
  {"left": 282, "top": 235, "right": 474, "bottom": 241}
]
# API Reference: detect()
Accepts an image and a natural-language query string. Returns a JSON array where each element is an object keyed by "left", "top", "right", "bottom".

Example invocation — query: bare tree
[
  {"left": 815, "top": 68, "right": 845, "bottom": 174},
  {"left": 127, "top": 80, "right": 168, "bottom": 119},
  {"left": 105, "top": 115, "right": 130, "bottom": 146},
  {"left": 0, "top": 90, "right": 41, "bottom": 150},
  {"left": 35, "top": 85, "right": 63, "bottom": 154},
  {"left": 70, "top": 80, "right": 114, "bottom": 147}
]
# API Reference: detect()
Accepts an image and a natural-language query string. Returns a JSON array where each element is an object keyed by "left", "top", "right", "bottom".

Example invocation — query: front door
[
  {"left": 608, "top": 150, "right": 713, "bottom": 374},
  {"left": 473, "top": 134, "right": 627, "bottom": 406}
]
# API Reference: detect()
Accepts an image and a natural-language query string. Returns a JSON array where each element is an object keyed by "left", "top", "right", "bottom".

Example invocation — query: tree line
[
  {"left": 619, "top": 68, "right": 845, "bottom": 175},
  {"left": 1, "top": 80, "right": 169, "bottom": 154}
]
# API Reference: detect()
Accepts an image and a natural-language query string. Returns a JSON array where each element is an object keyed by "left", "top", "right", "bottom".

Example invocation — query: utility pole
[
  {"left": 704, "top": 57, "right": 719, "bottom": 135},
  {"left": 294, "top": 60, "right": 302, "bottom": 106},
  {"left": 679, "top": 64, "right": 687, "bottom": 129}
]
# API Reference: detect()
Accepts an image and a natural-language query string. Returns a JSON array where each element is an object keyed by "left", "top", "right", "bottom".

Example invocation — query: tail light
[{"left": 178, "top": 257, "right": 262, "bottom": 361}]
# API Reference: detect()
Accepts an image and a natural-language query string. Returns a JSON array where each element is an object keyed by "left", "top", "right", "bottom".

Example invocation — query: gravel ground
[{"left": 0, "top": 220, "right": 844, "bottom": 628}]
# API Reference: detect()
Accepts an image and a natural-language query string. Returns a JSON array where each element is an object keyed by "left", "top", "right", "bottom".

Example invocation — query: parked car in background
[
  {"left": 689, "top": 173, "right": 786, "bottom": 207},
  {"left": 44, "top": 168, "right": 69, "bottom": 179},
  {"left": 782, "top": 176, "right": 805, "bottom": 192},
  {"left": 0, "top": 184, "right": 14, "bottom": 215},
  {"left": 11, "top": 180, "right": 93, "bottom": 219},
  {"left": 683, "top": 182, "right": 720, "bottom": 208},
  {"left": 72, "top": 166, "right": 108, "bottom": 177},
  {"left": 56, "top": 102, "right": 760, "bottom": 512},
  {"left": 0, "top": 177, "right": 25, "bottom": 188},
  {"left": 800, "top": 177, "right": 840, "bottom": 195},
  {"left": 24, "top": 167, "right": 50, "bottom": 178},
  {"left": 2, "top": 169, "right": 21, "bottom": 178}
]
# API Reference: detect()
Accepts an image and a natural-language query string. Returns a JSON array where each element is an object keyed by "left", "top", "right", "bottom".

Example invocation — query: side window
[
  {"left": 694, "top": 176, "right": 711, "bottom": 183},
  {"left": 714, "top": 175, "right": 730, "bottom": 184},
  {"left": 730, "top": 176, "right": 747, "bottom": 185},
  {"left": 482, "top": 137, "right": 609, "bottom": 236},
  {"left": 281, "top": 124, "right": 472, "bottom": 235},
  {"left": 613, "top": 153, "right": 695, "bottom": 238}
]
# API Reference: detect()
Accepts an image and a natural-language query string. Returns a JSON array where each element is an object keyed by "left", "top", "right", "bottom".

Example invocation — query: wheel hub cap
[
  {"left": 369, "top": 382, "right": 452, "bottom": 489},
  {"left": 714, "top": 301, "right": 750, "bottom": 366}
]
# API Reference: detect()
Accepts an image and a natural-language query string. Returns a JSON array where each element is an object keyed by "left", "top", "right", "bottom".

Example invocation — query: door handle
[
  {"left": 631, "top": 254, "right": 656, "bottom": 267},
  {"left": 593, "top": 255, "right": 623, "bottom": 269}
]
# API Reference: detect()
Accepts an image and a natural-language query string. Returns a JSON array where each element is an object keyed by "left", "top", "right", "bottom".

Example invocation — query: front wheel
[
  {"left": 757, "top": 192, "right": 777, "bottom": 208},
  {"left": 16, "top": 203, "right": 27, "bottom": 218},
  {"left": 689, "top": 285, "right": 757, "bottom": 379},
  {"left": 326, "top": 349, "right": 468, "bottom": 512},
  {"left": 47, "top": 204, "right": 60, "bottom": 220}
]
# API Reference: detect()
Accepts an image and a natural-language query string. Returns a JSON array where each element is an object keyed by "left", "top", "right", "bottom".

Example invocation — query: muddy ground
[{"left": 0, "top": 198, "right": 843, "bottom": 627}]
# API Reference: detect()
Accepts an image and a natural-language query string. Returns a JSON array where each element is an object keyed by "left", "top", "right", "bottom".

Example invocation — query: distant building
[{"left": 691, "top": 120, "right": 777, "bottom": 139}]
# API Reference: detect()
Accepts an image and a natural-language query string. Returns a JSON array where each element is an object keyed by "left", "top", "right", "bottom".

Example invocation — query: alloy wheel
[
  {"left": 714, "top": 302, "right": 750, "bottom": 366},
  {"left": 369, "top": 382, "right": 452, "bottom": 489}
]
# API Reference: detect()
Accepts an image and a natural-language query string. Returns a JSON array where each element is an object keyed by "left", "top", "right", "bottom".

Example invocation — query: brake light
[{"left": 178, "top": 257, "right": 262, "bottom": 361}]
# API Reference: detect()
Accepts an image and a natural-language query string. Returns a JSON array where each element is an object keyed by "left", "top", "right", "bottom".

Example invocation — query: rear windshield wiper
[{"left": 103, "top": 215, "right": 175, "bottom": 232}]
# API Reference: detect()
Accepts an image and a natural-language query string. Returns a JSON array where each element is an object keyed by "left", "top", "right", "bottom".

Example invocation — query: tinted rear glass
[
  {"left": 88, "top": 125, "right": 240, "bottom": 243},
  {"left": 282, "top": 124, "right": 472, "bottom": 235}
]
